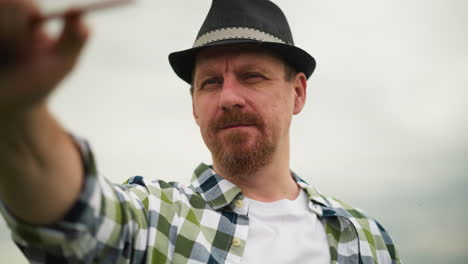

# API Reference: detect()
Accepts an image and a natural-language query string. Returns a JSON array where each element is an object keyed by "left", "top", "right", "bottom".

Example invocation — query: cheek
[
  {"left": 194, "top": 98, "right": 217, "bottom": 132},
  {"left": 194, "top": 95, "right": 210, "bottom": 117},
  {"left": 262, "top": 90, "right": 294, "bottom": 132},
  {"left": 260, "top": 88, "right": 294, "bottom": 115}
]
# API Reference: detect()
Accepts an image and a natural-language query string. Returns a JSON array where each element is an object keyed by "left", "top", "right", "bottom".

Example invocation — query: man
[{"left": 0, "top": 0, "right": 400, "bottom": 263}]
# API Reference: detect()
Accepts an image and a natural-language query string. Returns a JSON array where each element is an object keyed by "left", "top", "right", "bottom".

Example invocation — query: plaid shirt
[{"left": 0, "top": 138, "right": 400, "bottom": 264}]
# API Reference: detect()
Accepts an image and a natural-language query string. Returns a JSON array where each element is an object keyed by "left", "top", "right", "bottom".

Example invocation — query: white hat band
[{"left": 193, "top": 27, "right": 288, "bottom": 48}]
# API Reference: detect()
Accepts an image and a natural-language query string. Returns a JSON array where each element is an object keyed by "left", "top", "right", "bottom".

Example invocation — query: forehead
[{"left": 194, "top": 44, "right": 285, "bottom": 73}]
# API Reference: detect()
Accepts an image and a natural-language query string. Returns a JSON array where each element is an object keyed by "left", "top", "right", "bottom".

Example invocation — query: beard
[{"left": 204, "top": 110, "right": 276, "bottom": 177}]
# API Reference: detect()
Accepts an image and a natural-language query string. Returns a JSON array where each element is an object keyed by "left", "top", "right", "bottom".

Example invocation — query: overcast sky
[{"left": 1, "top": 0, "right": 467, "bottom": 263}]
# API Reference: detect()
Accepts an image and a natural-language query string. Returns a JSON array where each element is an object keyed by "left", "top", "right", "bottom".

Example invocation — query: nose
[{"left": 219, "top": 74, "right": 246, "bottom": 111}]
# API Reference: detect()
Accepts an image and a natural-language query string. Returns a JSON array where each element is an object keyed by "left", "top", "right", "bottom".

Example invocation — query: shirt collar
[
  {"left": 189, "top": 163, "right": 242, "bottom": 210},
  {"left": 189, "top": 163, "right": 333, "bottom": 213},
  {"left": 291, "top": 172, "right": 355, "bottom": 219},
  {"left": 291, "top": 171, "right": 330, "bottom": 208}
]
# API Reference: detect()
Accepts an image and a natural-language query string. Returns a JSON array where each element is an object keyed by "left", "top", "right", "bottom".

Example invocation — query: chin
[
  {"left": 209, "top": 131, "right": 276, "bottom": 177},
  {"left": 221, "top": 130, "right": 257, "bottom": 148}
]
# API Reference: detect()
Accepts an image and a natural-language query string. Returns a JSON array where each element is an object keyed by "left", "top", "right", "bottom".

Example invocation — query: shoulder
[
  {"left": 118, "top": 175, "right": 204, "bottom": 211},
  {"left": 322, "top": 195, "right": 371, "bottom": 219},
  {"left": 321, "top": 196, "right": 401, "bottom": 263}
]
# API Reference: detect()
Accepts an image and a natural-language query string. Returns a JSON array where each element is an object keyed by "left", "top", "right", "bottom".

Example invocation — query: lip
[{"left": 221, "top": 124, "right": 255, "bottom": 130}]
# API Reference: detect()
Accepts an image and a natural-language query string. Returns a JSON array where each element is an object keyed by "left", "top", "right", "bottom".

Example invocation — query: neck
[{"left": 213, "top": 136, "right": 300, "bottom": 202}]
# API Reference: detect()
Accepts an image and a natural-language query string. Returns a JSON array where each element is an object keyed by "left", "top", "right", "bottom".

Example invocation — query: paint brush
[{"left": 34, "top": 0, "right": 134, "bottom": 23}]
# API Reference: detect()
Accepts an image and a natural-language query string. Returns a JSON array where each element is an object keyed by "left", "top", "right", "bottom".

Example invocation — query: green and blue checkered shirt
[{"left": 0, "top": 138, "right": 400, "bottom": 263}]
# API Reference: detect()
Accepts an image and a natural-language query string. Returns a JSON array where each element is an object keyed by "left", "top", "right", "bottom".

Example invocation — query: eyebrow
[
  {"left": 195, "top": 62, "right": 274, "bottom": 78},
  {"left": 193, "top": 68, "right": 219, "bottom": 84},
  {"left": 235, "top": 63, "right": 274, "bottom": 75}
]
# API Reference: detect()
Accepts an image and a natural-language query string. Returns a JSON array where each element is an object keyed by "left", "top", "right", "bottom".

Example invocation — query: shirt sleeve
[
  {"left": 0, "top": 137, "right": 151, "bottom": 263},
  {"left": 355, "top": 208, "right": 402, "bottom": 264},
  {"left": 372, "top": 218, "right": 402, "bottom": 264}
]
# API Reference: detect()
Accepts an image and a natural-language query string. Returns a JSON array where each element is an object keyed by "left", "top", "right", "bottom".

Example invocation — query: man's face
[{"left": 192, "top": 45, "right": 306, "bottom": 176}]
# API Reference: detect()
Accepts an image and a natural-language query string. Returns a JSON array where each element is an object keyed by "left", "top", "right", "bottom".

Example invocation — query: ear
[
  {"left": 293, "top": 73, "right": 307, "bottom": 115},
  {"left": 192, "top": 99, "right": 200, "bottom": 126}
]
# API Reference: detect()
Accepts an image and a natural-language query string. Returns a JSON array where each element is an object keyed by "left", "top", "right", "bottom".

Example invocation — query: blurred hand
[{"left": 0, "top": 0, "right": 89, "bottom": 118}]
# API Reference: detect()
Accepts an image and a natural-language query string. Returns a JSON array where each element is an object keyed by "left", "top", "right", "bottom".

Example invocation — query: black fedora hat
[{"left": 168, "top": 0, "right": 316, "bottom": 84}]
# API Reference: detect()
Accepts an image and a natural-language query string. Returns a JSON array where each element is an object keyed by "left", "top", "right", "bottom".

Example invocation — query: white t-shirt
[{"left": 241, "top": 189, "right": 330, "bottom": 264}]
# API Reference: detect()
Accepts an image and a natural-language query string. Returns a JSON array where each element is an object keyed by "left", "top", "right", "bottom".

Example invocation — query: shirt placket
[{"left": 223, "top": 197, "right": 250, "bottom": 264}]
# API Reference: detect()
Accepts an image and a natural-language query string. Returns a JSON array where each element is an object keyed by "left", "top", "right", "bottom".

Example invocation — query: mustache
[{"left": 210, "top": 110, "right": 264, "bottom": 130}]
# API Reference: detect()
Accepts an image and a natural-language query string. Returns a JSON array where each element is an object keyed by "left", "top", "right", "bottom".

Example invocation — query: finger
[
  {"left": 53, "top": 10, "right": 89, "bottom": 62},
  {"left": 0, "top": 2, "right": 29, "bottom": 65},
  {"left": 0, "top": 0, "right": 41, "bottom": 68}
]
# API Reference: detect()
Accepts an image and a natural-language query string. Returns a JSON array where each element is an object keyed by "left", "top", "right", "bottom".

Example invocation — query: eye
[
  {"left": 200, "top": 77, "right": 221, "bottom": 90},
  {"left": 243, "top": 72, "right": 266, "bottom": 83},
  {"left": 245, "top": 72, "right": 262, "bottom": 79}
]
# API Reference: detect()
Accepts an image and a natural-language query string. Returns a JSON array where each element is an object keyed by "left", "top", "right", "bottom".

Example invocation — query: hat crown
[
  {"left": 168, "top": 0, "right": 316, "bottom": 84},
  {"left": 196, "top": 0, "right": 294, "bottom": 45}
]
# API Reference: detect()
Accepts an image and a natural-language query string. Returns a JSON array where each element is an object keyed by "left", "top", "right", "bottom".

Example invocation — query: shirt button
[
  {"left": 235, "top": 200, "right": 244, "bottom": 208},
  {"left": 232, "top": 238, "right": 241, "bottom": 247}
]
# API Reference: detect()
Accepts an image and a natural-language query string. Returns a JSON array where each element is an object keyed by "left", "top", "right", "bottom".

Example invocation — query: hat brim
[{"left": 168, "top": 39, "right": 316, "bottom": 85}]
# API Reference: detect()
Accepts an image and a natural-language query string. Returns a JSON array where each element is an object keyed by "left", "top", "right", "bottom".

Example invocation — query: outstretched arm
[{"left": 0, "top": 0, "right": 89, "bottom": 225}]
